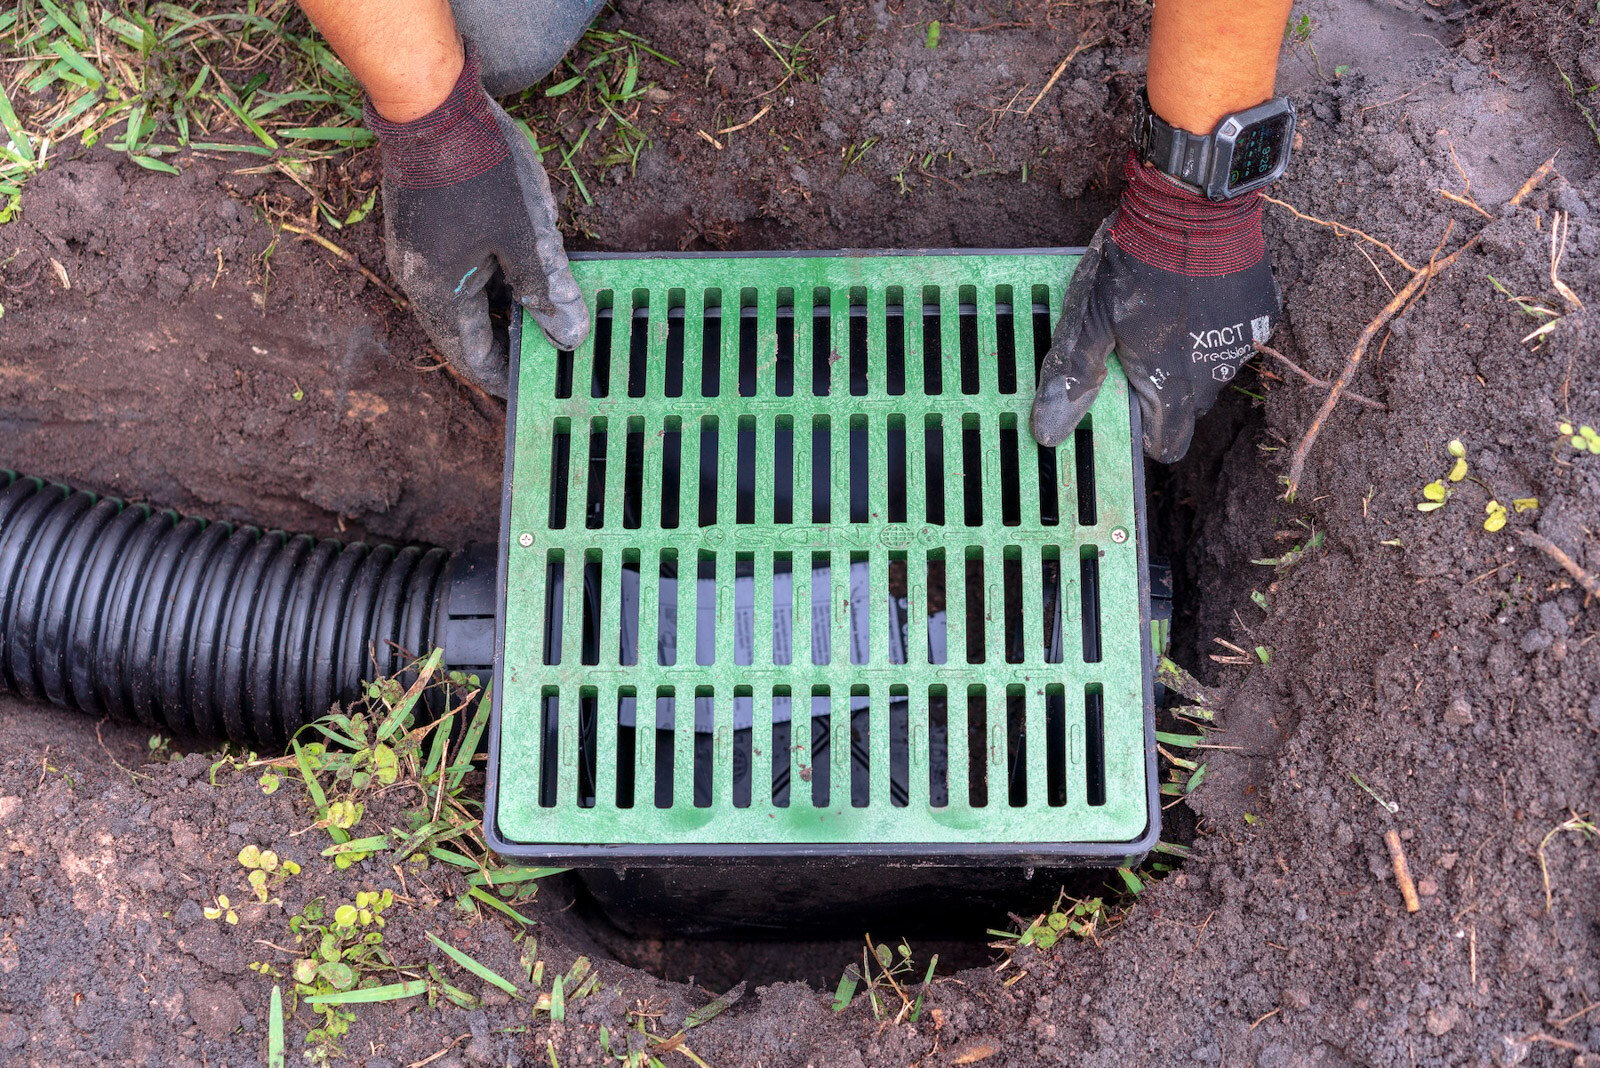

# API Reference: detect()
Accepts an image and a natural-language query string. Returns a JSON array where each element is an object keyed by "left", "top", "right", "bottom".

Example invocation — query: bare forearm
[
  {"left": 1148, "top": 0, "right": 1295, "bottom": 133},
  {"left": 296, "top": 0, "right": 463, "bottom": 121}
]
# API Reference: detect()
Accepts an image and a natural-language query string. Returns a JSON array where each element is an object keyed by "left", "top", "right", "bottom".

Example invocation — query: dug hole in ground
[{"left": 1, "top": 0, "right": 1598, "bottom": 1064}]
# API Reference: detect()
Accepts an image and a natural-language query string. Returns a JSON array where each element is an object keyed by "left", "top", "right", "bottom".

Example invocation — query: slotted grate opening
[{"left": 490, "top": 252, "right": 1154, "bottom": 863}]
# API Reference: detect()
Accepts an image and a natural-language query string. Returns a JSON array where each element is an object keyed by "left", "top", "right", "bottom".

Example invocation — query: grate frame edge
[{"left": 484, "top": 249, "right": 1160, "bottom": 867}]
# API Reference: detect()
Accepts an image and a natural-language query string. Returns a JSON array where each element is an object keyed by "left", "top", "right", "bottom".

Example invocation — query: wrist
[
  {"left": 364, "top": 46, "right": 510, "bottom": 190},
  {"left": 367, "top": 41, "right": 465, "bottom": 123},
  {"left": 1110, "top": 151, "right": 1265, "bottom": 277}
]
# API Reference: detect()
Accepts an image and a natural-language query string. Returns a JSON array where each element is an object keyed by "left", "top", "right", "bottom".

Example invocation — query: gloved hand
[
  {"left": 1031, "top": 152, "right": 1280, "bottom": 462},
  {"left": 364, "top": 47, "right": 588, "bottom": 396}
]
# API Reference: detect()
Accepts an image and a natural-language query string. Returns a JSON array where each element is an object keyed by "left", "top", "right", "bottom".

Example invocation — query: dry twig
[
  {"left": 1283, "top": 237, "right": 1477, "bottom": 498},
  {"left": 1384, "top": 829, "right": 1421, "bottom": 913},
  {"left": 1253, "top": 342, "right": 1386, "bottom": 411},
  {"left": 717, "top": 103, "right": 772, "bottom": 135}
]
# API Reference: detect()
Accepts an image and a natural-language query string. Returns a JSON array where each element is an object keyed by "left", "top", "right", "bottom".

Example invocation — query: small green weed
[
  {"left": 1, "top": 1, "right": 675, "bottom": 223},
  {"left": 988, "top": 888, "right": 1123, "bottom": 963},
  {"left": 1153, "top": 655, "right": 1223, "bottom": 803},
  {"left": 841, "top": 137, "right": 877, "bottom": 174},
  {"left": 208, "top": 650, "right": 568, "bottom": 1062},
  {"left": 595, "top": 985, "right": 723, "bottom": 1067},
  {"left": 1251, "top": 520, "right": 1324, "bottom": 570},
  {"left": 1416, "top": 438, "right": 1537, "bottom": 532},
  {"left": 278, "top": 889, "right": 403, "bottom": 1057},
  {"left": 1559, "top": 421, "right": 1600, "bottom": 455},
  {"left": 532, "top": 955, "right": 603, "bottom": 1019},
  {"left": 238, "top": 843, "right": 300, "bottom": 902},
  {"left": 203, "top": 893, "right": 238, "bottom": 925},
  {"left": 1557, "top": 66, "right": 1600, "bottom": 149},
  {"left": 1487, "top": 274, "right": 1571, "bottom": 349},
  {"left": 830, "top": 938, "right": 937, "bottom": 1022},
  {"left": 1283, "top": 11, "right": 1325, "bottom": 78}
]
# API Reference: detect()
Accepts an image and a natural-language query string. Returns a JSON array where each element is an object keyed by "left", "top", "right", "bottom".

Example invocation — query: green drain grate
[{"left": 486, "top": 250, "right": 1157, "bottom": 864}]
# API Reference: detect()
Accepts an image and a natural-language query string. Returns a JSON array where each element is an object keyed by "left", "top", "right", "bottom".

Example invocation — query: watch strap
[{"left": 1135, "top": 90, "right": 1210, "bottom": 193}]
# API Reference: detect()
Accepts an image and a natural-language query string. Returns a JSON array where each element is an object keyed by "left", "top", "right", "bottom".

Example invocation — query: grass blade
[
  {"left": 466, "top": 884, "right": 534, "bottom": 926},
  {"left": 446, "top": 680, "right": 493, "bottom": 790},
  {"left": 276, "top": 125, "right": 374, "bottom": 144},
  {"left": 48, "top": 38, "right": 102, "bottom": 86},
  {"left": 910, "top": 955, "right": 938, "bottom": 1022},
  {"left": 1154, "top": 731, "right": 1204, "bottom": 747},
  {"left": 303, "top": 979, "right": 428, "bottom": 1005},
  {"left": 831, "top": 965, "right": 858, "bottom": 1011},
  {"left": 550, "top": 975, "right": 566, "bottom": 1021},
  {"left": 428, "top": 847, "right": 479, "bottom": 869},
  {"left": 37, "top": 0, "right": 87, "bottom": 47},
  {"left": 267, "top": 986, "right": 285, "bottom": 1068},
  {"left": 320, "top": 834, "right": 390, "bottom": 856},
  {"left": 129, "top": 155, "right": 181, "bottom": 175},
  {"left": 291, "top": 739, "right": 348, "bottom": 844},
  {"left": 211, "top": 91, "right": 279, "bottom": 149},
  {"left": 379, "top": 649, "right": 440, "bottom": 741},
  {"left": 684, "top": 981, "right": 745, "bottom": 1029},
  {"left": 0, "top": 84, "right": 35, "bottom": 165},
  {"left": 426, "top": 932, "right": 521, "bottom": 996},
  {"left": 467, "top": 865, "right": 568, "bottom": 887}
]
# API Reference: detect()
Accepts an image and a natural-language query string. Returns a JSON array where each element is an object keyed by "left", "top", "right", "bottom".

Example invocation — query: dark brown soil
[{"left": 2, "top": 1, "right": 1598, "bottom": 1065}]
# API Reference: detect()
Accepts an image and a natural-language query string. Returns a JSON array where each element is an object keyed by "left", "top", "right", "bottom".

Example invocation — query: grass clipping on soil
[
  {"left": 0, "top": 0, "right": 674, "bottom": 224},
  {"left": 209, "top": 651, "right": 575, "bottom": 1063}
]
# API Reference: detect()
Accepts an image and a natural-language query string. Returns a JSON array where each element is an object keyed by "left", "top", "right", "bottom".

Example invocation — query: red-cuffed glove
[
  {"left": 1031, "top": 151, "right": 1280, "bottom": 462},
  {"left": 365, "top": 48, "right": 588, "bottom": 396}
]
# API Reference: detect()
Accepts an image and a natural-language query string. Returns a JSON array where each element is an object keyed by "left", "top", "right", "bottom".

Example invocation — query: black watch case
[{"left": 1135, "top": 92, "right": 1296, "bottom": 201}]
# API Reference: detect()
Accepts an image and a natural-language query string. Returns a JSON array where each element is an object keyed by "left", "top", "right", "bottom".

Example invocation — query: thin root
[
  {"left": 279, "top": 223, "right": 408, "bottom": 309},
  {"left": 1262, "top": 195, "right": 1419, "bottom": 274},
  {"left": 1509, "top": 154, "right": 1558, "bottom": 207},
  {"left": 1025, "top": 38, "right": 1101, "bottom": 115},
  {"left": 1253, "top": 343, "right": 1386, "bottom": 411},
  {"left": 1515, "top": 530, "right": 1600, "bottom": 600},
  {"left": 1384, "top": 829, "right": 1421, "bottom": 914},
  {"left": 1438, "top": 188, "right": 1493, "bottom": 220},
  {"left": 1283, "top": 237, "right": 1477, "bottom": 498}
]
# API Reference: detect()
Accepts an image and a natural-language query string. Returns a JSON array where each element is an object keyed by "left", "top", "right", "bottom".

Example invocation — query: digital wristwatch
[{"left": 1133, "top": 91, "right": 1296, "bottom": 201}]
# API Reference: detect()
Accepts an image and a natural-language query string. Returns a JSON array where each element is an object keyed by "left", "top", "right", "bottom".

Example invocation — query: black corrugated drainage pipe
[{"left": 0, "top": 470, "right": 495, "bottom": 747}]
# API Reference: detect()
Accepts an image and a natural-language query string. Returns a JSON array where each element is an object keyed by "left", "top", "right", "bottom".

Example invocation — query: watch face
[{"left": 1228, "top": 113, "right": 1291, "bottom": 190}]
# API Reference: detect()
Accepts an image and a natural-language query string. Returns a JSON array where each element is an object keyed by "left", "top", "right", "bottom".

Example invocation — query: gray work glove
[
  {"left": 1031, "top": 152, "right": 1280, "bottom": 462},
  {"left": 364, "top": 47, "right": 588, "bottom": 395}
]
